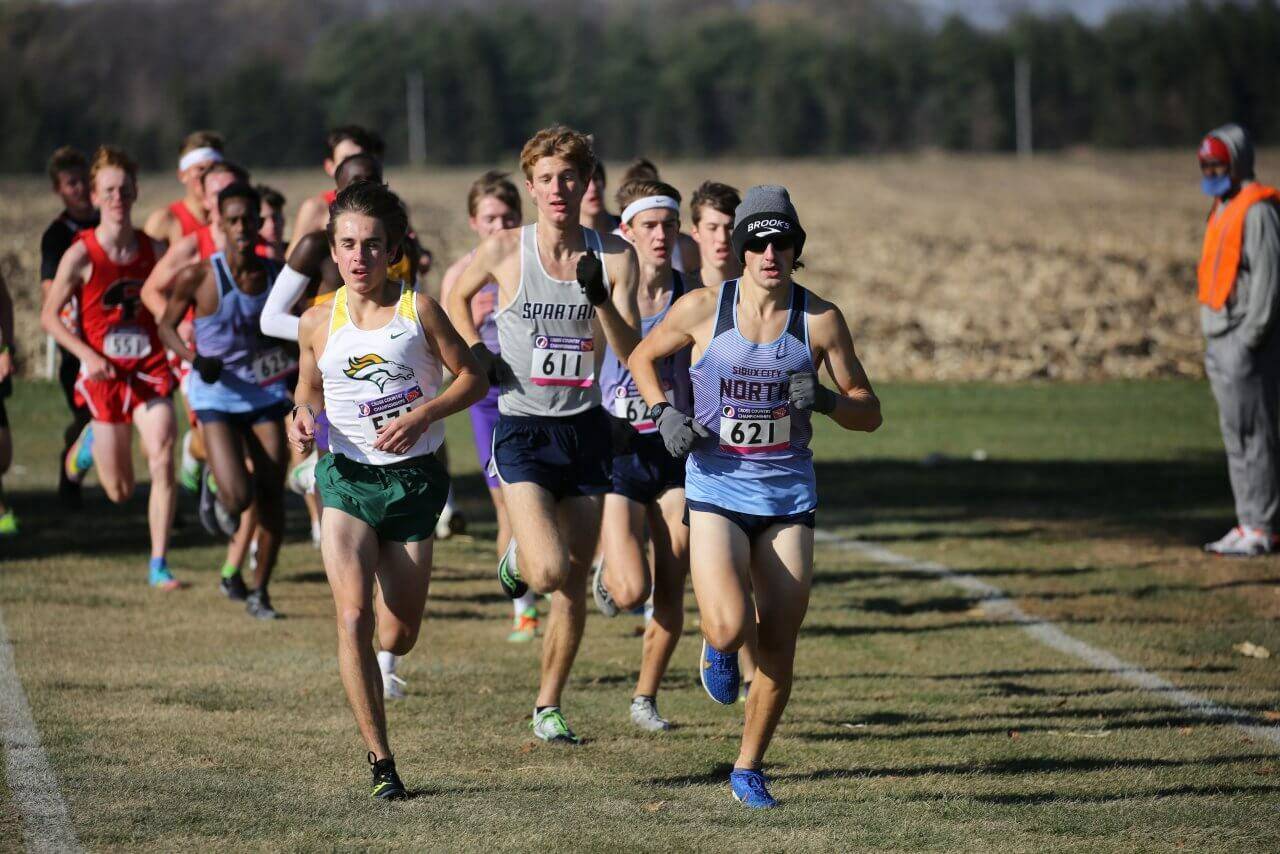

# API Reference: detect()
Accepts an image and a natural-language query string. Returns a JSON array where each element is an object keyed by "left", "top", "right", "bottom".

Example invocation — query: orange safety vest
[{"left": 1198, "top": 183, "right": 1280, "bottom": 310}]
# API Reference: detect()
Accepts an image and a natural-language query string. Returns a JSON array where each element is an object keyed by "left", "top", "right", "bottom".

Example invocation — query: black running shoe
[
  {"left": 219, "top": 574, "right": 249, "bottom": 601},
  {"left": 369, "top": 752, "right": 407, "bottom": 800},
  {"left": 245, "top": 588, "right": 279, "bottom": 620},
  {"left": 198, "top": 474, "right": 221, "bottom": 537}
]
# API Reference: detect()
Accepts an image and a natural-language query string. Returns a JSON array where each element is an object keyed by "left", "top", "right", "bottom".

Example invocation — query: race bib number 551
[
  {"left": 718, "top": 403, "right": 791, "bottom": 454},
  {"left": 102, "top": 327, "right": 152, "bottom": 360},
  {"left": 531, "top": 335, "right": 594, "bottom": 388}
]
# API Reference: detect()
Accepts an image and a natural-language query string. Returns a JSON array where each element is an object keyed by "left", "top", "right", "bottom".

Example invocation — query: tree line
[{"left": 1, "top": 0, "right": 1277, "bottom": 171}]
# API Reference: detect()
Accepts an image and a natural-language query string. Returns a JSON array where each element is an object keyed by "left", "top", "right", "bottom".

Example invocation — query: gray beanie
[{"left": 732, "top": 184, "right": 806, "bottom": 261}]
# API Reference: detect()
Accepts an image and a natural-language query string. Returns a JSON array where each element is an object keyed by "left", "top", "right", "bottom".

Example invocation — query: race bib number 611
[{"left": 530, "top": 335, "right": 594, "bottom": 388}]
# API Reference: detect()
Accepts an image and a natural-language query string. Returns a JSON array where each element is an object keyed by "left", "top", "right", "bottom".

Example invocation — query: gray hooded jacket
[{"left": 1200, "top": 123, "right": 1280, "bottom": 346}]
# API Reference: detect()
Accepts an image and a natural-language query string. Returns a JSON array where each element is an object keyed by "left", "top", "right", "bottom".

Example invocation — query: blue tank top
[
  {"left": 685, "top": 279, "right": 816, "bottom": 515},
  {"left": 186, "top": 252, "right": 292, "bottom": 413},
  {"left": 599, "top": 271, "right": 692, "bottom": 434}
]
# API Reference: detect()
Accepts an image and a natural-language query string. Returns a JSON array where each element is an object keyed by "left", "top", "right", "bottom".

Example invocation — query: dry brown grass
[{"left": 0, "top": 150, "right": 1256, "bottom": 381}]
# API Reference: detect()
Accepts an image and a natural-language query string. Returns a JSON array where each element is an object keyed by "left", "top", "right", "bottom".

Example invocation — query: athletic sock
[
  {"left": 444, "top": 486, "right": 456, "bottom": 513},
  {"left": 634, "top": 694, "right": 655, "bottom": 703},
  {"left": 513, "top": 590, "right": 536, "bottom": 617},
  {"left": 535, "top": 705, "right": 557, "bottom": 715},
  {"left": 149, "top": 556, "right": 167, "bottom": 572},
  {"left": 377, "top": 650, "right": 397, "bottom": 676},
  {"left": 220, "top": 562, "right": 239, "bottom": 580}
]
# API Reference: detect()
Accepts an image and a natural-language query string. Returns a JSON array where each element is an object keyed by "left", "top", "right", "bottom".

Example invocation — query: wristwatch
[{"left": 645, "top": 401, "right": 671, "bottom": 422}]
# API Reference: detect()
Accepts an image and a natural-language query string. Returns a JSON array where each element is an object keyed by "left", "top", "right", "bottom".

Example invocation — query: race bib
[
  {"left": 102, "top": 327, "right": 152, "bottom": 360},
  {"left": 252, "top": 346, "right": 298, "bottom": 386},
  {"left": 718, "top": 402, "right": 791, "bottom": 454},
  {"left": 357, "top": 384, "right": 425, "bottom": 448},
  {"left": 530, "top": 335, "right": 594, "bottom": 388},
  {"left": 612, "top": 383, "right": 674, "bottom": 434}
]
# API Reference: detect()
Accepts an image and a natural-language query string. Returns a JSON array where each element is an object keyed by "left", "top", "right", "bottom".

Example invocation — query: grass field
[{"left": 3, "top": 378, "right": 1280, "bottom": 851}]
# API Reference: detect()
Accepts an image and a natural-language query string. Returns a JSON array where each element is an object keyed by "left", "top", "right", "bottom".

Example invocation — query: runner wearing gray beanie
[{"left": 731, "top": 184, "right": 806, "bottom": 262}]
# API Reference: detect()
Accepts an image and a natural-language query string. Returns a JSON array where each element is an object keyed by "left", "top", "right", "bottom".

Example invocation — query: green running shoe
[
  {"left": 0, "top": 509, "right": 18, "bottom": 537},
  {"left": 498, "top": 539, "right": 527, "bottom": 599},
  {"left": 507, "top": 606, "right": 539, "bottom": 643},
  {"left": 368, "top": 752, "right": 407, "bottom": 800},
  {"left": 531, "top": 707, "right": 581, "bottom": 745}
]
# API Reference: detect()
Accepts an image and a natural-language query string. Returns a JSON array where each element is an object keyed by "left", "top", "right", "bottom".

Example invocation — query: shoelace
[{"left": 737, "top": 772, "right": 770, "bottom": 800}]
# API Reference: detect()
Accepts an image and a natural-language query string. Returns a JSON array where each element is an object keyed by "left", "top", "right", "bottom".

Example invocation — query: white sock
[
  {"left": 444, "top": 486, "right": 456, "bottom": 513},
  {"left": 377, "top": 650, "right": 397, "bottom": 676},
  {"left": 311, "top": 520, "right": 322, "bottom": 542},
  {"left": 513, "top": 590, "right": 536, "bottom": 617}
]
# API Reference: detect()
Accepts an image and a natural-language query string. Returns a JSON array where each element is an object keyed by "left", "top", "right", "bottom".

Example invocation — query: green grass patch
[{"left": 2, "top": 379, "right": 1279, "bottom": 851}]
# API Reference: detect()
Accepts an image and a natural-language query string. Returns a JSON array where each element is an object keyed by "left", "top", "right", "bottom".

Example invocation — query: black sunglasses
[{"left": 744, "top": 234, "right": 795, "bottom": 255}]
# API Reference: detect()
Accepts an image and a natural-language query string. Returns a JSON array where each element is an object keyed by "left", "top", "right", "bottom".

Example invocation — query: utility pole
[
  {"left": 1015, "top": 55, "right": 1033, "bottom": 159},
  {"left": 406, "top": 70, "right": 426, "bottom": 167}
]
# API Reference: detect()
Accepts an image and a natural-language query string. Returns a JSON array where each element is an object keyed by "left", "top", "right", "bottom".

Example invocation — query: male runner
[
  {"left": 157, "top": 183, "right": 291, "bottom": 619},
  {"left": 257, "top": 185, "right": 287, "bottom": 261},
  {"left": 0, "top": 269, "right": 14, "bottom": 534},
  {"left": 41, "top": 146, "right": 181, "bottom": 589},
  {"left": 144, "top": 130, "right": 225, "bottom": 248},
  {"left": 446, "top": 125, "right": 640, "bottom": 744},
  {"left": 289, "top": 180, "right": 486, "bottom": 799},
  {"left": 593, "top": 179, "right": 696, "bottom": 731},
  {"left": 612, "top": 158, "right": 700, "bottom": 276},
  {"left": 579, "top": 160, "right": 620, "bottom": 234},
  {"left": 285, "top": 125, "right": 378, "bottom": 257},
  {"left": 689, "top": 181, "right": 743, "bottom": 290},
  {"left": 439, "top": 170, "right": 535, "bottom": 641},
  {"left": 40, "top": 146, "right": 100, "bottom": 507},
  {"left": 629, "top": 185, "right": 881, "bottom": 807}
]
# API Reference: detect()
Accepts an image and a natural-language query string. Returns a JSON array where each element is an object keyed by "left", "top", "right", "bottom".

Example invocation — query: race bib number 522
[
  {"left": 718, "top": 402, "right": 791, "bottom": 454},
  {"left": 530, "top": 335, "right": 594, "bottom": 388}
]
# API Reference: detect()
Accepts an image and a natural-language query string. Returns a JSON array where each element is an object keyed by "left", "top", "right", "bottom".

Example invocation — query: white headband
[
  {"left": 621, "top": 195, "right": 679, "bottom": 225},
  {"left": 179, "top": 147, "right": 224, "bottom": 172}
]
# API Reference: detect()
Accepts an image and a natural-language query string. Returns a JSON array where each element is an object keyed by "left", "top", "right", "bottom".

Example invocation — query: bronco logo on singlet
[{"left": 344, "top": 354, "right": 416, "bottom": 392}]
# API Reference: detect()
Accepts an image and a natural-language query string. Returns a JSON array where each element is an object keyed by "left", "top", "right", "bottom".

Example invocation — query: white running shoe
[
  {"left": 593, "top": 560, "right": 619, "bottom": 618},
  {"left": 288, "top": 451, "right": 318, "bottom": 495},
  {"left": 383, "top": 673, "right": 407, "bottom": 699},
  {"left": 435, "top": 501, "right": 456, "bottom": 540},
  {"left": 311, "top": 520, "right": 322, "bottom": 548},
  {"left": 1205, "top": 526, "right": 1273, "bottom": 556},
  {"left": 629, "top": 696, "right": 671, "bottom": 732}
]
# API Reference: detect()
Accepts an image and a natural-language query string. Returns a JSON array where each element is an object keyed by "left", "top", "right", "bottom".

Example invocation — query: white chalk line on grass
[
  {"left": 815, "top": 531, "right": 1280, "bottom": 748},
  {"left": 0, "top": 605, "right": 82, "bottom": 853}
]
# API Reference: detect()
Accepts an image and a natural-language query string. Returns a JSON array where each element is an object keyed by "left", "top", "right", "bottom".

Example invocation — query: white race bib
[
  {"left": 612, "top": 384, "right": 674, "bottom": 434},
  {"left": 530, "top": 335, "right": 594, "bottom": 388},
  {"left": 356, "top": 384, "right": 425, "bottom": 449},
  {"left": 102, "top": 327, "right": 152, "bottom": 360},
  {"left": 718, "top": 402, "right": 791, "bottom": 454},
  {"left": 253, "top": 346, "right": 298, "bottom": 386}
]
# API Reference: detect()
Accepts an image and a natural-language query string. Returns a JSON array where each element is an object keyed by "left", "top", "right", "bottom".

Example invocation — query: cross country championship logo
[{"left": 343, "top": 353, "right": 415, "bottom": 392}]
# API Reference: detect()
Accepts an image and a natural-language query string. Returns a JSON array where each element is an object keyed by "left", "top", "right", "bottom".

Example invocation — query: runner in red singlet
[
  {"left": 144, "top": 130, "right": 226, "bottom": 249},
  {"left": 285, "top": 126, "right": 378, "bottom": 258},
  {"left": 41, "top": 146, "right": 182, "bottom": 590}
]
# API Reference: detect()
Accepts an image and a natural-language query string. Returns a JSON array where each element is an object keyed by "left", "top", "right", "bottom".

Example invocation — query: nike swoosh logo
[{"left": 390, "top": 331, "right": 407, "bottom": 339}]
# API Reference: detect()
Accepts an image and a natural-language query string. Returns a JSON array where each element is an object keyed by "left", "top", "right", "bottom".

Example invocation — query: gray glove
[
  {"left": 789, "top": 371, "right": 838, "bottom": 414},
  {"left": 656, "top": 405, "right": 711, "bottom": 458}
]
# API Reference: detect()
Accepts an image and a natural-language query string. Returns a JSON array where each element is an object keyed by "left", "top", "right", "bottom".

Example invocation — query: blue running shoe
[
  {"left": 729, "top": 768, "right": 778, "bottom": 809},
  {"left": 700, "top": 639, "right": 740, "bottom": 705},
  {"left": 148, "top": 558, "right": 181, "bottom": 591}
]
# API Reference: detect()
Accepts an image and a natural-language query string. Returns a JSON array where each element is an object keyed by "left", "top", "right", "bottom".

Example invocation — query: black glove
[
  {"left": 576, "top": 249, "right": 608, "bottom": 306},
  {"left": 656, "top": 406, "right": 711, "bottom": 458},
  {"left": 606, "top": 412, "right": 636, "bottom": 455},
  {"left": 789, "top": 371, "right": 838, "bottom": 414},
  {"left": 469, "top": 342, "right": 510, "bottom": 386},
  {"left": 193, "top": 355, "right": 223, "bottom": 384}
]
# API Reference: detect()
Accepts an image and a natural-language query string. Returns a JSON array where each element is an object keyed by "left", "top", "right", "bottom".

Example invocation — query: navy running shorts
[
  {"left": 685, "top": 498, "right": 815, "bottom": 542},
  {"left": 493, "top": 407, "right": 613, "bottom": 500},
  {"left": 611, "top": 431, "right": 685, "bottom": 505}
]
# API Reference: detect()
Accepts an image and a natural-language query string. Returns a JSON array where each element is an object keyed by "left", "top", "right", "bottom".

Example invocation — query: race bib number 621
[{"left": 718, "top": 403, "right": 791, "bottom": 454}]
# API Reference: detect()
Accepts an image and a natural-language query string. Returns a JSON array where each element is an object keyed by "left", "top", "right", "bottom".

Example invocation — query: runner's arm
[
  {"left": 155, "top": 264, "right": 203, "bottom": 363},
  {"left": 41, "top": 241, "right": 103, "bottom": 370},
  {"left": 285, "top": 196, "right": 324, "bottom": 258},
  {"left": 595, "top": 242, "right": 641, "bottom": 361},
  {"left": 142, "top": 207, "right": 173, "bottom": 247},
  {"left": 260, "top": 236, "right": 325, "bottom": 341},
  {"left": 809, "top": 301, "right": 882, "bottom": 432},
  {"left": 288, "top": 305, "right": 327, "bottom": 454},
  {"left": 628, "top": 290, "right": 705, "bottom": 410},
  {"left": 444, "top": 237, "right": 502, "bottom": 346},
  {"left": 141, "top": 234, "right": 197, "bottom": 321}
]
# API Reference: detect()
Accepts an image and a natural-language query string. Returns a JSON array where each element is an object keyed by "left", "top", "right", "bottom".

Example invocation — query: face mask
[{"left": 1201, "top": 173, "right": 1233, "bottom": 197}]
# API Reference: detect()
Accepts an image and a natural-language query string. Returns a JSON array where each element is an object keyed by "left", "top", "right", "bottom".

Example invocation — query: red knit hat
[{"left": 1198, "top": 135, "right": 1231, "bottom": 165}]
